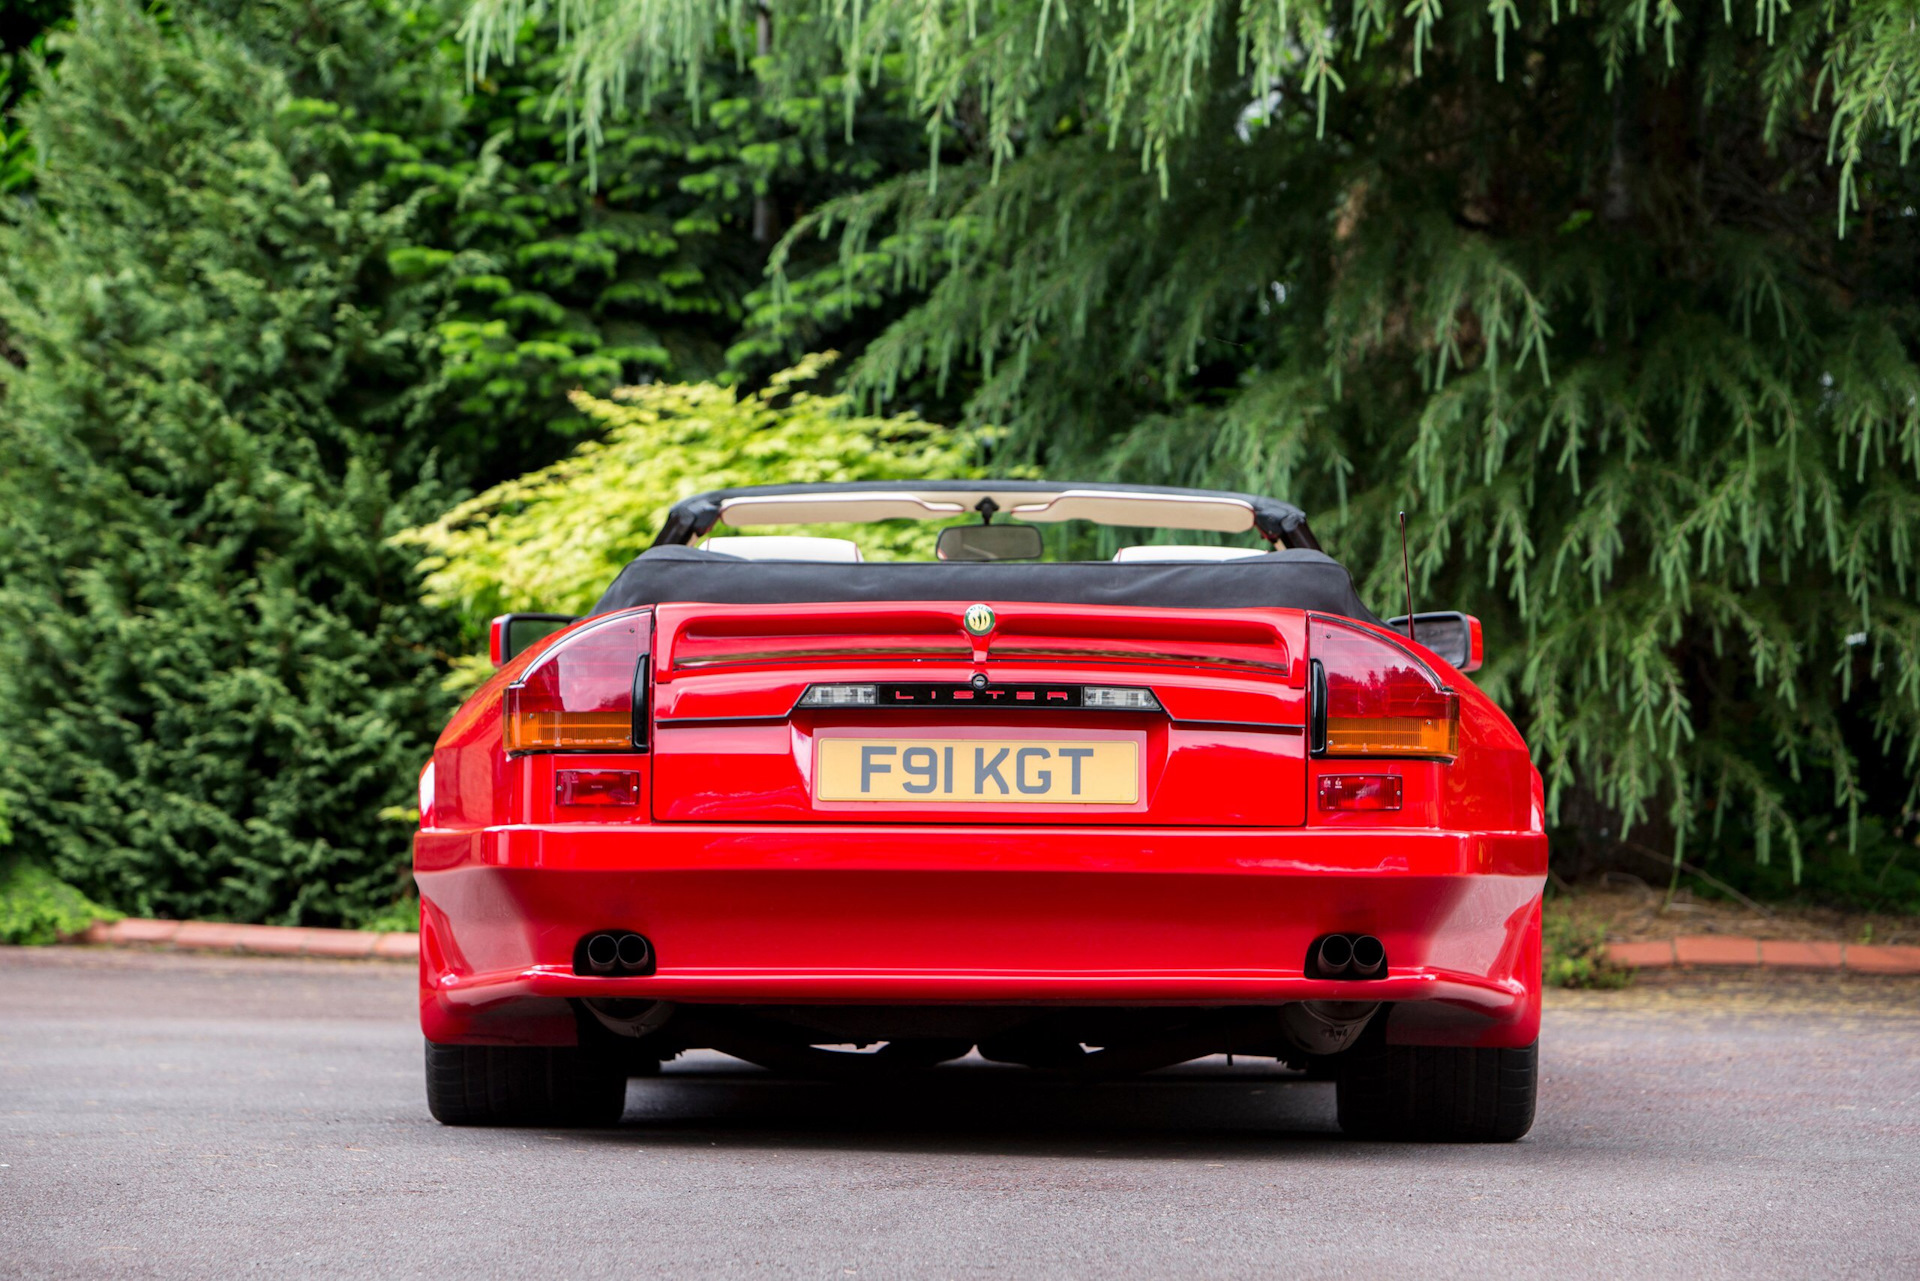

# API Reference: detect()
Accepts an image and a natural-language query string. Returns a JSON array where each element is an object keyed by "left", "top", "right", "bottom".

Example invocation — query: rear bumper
[{"left": 415, "top": 824, "right": 1545, "bottom": 1050}]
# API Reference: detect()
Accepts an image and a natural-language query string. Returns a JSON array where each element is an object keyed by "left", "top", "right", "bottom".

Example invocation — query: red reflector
[
  {"left": 1317, "top": 774, "right": 1403, "bottom": 811},
  {"left": 556, "top": 769, "right": 640, "bottom": 807}
]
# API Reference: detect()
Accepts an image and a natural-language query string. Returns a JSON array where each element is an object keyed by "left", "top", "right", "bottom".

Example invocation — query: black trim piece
[
  {"left": 1170, "top": 719, "right": 1306, "bottom": 735},
  {"left": 630, "top": 651, "right": 651, "bottom": 752},
  {"left": 1308, "top": 659, "right": 1329, "bottom": 755},
  {"left": 873, "top": 681, "right": 1086, "bottom": 708}
]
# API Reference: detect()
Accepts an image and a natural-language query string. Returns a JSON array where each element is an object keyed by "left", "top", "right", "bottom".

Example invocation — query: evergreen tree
[
  {"left": 0, "top": 0, "right": 460, "bottom": 924},
  {"left": 0, "top": 0, "right": 931, "bottom": 923},
  {"left": 485, "top": 0, "right": 1920, "bottom": 887},
  {"left": 382, "top": 17, "right": 925, "bottom": 488},
  {"left": 0, "top": 0, "right": 68, "bottom": 192}
]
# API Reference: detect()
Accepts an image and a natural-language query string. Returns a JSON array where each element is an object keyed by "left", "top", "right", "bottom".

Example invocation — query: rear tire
[
  {"left": 424, "top": 1040, "right": 628, "bottom": 1127},
  {"left": 1335, "top": 1040, "right": 1537, "bottom": 1142}
]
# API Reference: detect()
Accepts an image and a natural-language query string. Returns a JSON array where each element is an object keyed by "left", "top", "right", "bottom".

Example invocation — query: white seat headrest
[
  {"left": 1112, "top": 544, "right": 1266, "bottom": 563},
  {"left": 704, "top": 535, "right": 864, "bottom": 563}
]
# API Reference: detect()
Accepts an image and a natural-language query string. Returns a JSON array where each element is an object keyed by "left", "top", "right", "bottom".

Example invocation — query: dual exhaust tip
[
  {"left": 573, "top": 930, "right": 655, "bottom": 977},
  {"left": 1308, "top": 932, "right": 1387, "bottom": 981}
]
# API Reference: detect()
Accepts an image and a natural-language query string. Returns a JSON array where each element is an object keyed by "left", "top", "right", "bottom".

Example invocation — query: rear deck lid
[{"left": 648, "top": 602, "right": 1309, "bottom": 826}]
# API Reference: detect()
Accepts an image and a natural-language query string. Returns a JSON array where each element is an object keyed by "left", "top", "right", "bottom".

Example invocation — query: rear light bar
[
  {"left": 1309, "top": 617, "right": 1459, "bottom": 761},
  {"left": 503, "top": 612, "right": 650, "bottom": 754},
  {"left": 797, "top": 682, "right": 1161, "bottom": 711}
]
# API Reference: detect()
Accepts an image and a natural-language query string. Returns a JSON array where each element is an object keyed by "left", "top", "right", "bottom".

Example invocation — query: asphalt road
[{"left": 3, "top": 949, "right": 1918, "bottom": 1279}]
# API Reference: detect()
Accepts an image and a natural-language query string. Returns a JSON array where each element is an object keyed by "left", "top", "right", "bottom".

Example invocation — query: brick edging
[
  {"left": 1605, "top": 936, "right": 1920, "bottom": 974},
  {"left": 76, "top": 918, "right": 417, "bottom": 960}
]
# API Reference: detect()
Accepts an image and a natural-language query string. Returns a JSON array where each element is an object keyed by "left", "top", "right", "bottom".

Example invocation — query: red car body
[{"left": 415, "top": 484, "right": 1546, "bottom": 1138}]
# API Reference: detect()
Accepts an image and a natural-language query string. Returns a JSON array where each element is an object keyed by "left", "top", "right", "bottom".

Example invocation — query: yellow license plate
[{"left": 815, "top": 739, "right": 1139, "bottom": 804}]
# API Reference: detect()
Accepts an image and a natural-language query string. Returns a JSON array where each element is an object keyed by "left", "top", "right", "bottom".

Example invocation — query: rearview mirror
[
  {"left": 489, "top": 613, "right": 578, "bottom": 667},
  {"left": 935, "top": 524, "right": 1043, "bottom": 562},
  {"left": 1384, "top": 611, "right": 1483, "bottom": 673}
]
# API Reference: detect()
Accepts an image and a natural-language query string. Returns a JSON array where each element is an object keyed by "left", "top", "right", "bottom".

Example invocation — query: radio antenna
[{"left": 1397, "top": 511, "right": 1416, "bottom": 641}]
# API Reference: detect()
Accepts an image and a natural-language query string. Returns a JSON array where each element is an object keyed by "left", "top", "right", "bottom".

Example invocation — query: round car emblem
[{"left": 963, "top": 603, "right": 996, "bottom": 636}]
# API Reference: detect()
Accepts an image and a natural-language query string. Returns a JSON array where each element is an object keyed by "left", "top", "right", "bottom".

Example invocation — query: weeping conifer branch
[{"left": 477, "top": 0, "right": 1920, "bottom": 876}]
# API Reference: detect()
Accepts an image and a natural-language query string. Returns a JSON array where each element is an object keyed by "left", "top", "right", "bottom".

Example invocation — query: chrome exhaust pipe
[
  {"left": 616, "top": 933, "right": 651, "bottom": 971},
  {"left": 1315, "top": 933, "right": 1353, "bottom": 978},
  {"left": 1349, "top": 934, "right": 1386, "bottom": 979},
  {"left": 586, "top": 932, "right": 619, "bottom": 973}
]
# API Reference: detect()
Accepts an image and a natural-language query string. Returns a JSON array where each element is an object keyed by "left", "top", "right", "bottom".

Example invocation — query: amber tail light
[
  {"left": 1309, "top": 617, "right": 1459, "bottom": 761},
  {"left": 503, "top": 612, "right": 650, "bottom": 754}
]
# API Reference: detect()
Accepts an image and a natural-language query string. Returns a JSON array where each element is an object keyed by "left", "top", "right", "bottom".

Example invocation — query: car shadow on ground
[{"left": 578, "top": 1054, "right": 1362, "bottom": 1158}]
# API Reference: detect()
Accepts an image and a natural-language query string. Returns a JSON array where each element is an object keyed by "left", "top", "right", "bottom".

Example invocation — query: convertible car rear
[{"left": 415, "top": 482, "right": 1545, "bottom": 1140}]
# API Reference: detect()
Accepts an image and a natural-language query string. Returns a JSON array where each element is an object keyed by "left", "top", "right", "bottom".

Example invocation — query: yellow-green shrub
[{"left": 400, "top": 354, "right": 991, "bottom": 632}]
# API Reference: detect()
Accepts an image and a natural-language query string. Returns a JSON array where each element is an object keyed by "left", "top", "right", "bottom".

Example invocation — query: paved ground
[{"left": 2, "top": 950, "right": 1918, "bottom": 1279}]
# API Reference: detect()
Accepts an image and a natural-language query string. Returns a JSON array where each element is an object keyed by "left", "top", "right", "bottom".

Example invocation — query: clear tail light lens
[
  {"left": 1311, "top": 617, "right": 1459, "bottom": 760},
  {"left": 1081, "top": 686, "right": 1162, "bottom": 710},
  {"left": 503, "top": 612, "right": 649, "bottom": 754},
  {"left": 798, "top": 684, "right": 879, "bottom": 707}
]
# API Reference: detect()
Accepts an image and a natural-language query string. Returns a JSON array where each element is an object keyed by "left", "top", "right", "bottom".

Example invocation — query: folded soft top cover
[{"left": 592, "top": 545, "right": 1380, "bottom": 623}]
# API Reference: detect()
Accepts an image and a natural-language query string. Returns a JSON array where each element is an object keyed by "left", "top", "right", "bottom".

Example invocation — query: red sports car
[{"left": 415, "top": 481, "right": 1544, "bottom": 1140}]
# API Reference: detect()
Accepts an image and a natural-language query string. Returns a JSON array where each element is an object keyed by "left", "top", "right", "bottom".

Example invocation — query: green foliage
[
  {"left": 0, "top": 856, "right": 119, "bottom": 945},
  {"left": 382, "top": 26, "right": 770, "bottom": 478},
  {"left": 0, "top": 1, "right": 929, "bottom": 927},
  {"left": 354, "top": 892, "right": 423, "bottom": 932},
  {"left": 1, "top": 777, "right": 119, "bottom": 945},
  {"left": 381, "top": 15, "right": 927, "bottom": 484},
  {"left": 0, "top": 0, "right": 69, "bottom": 193},
  {"left": 1542, "top": 899, "right": 1633, "bottom": 990},
  {"left": 495, "top": 0, "right": 1920, "bottom": 877},
  {"left": 0, "top": 0, "right": 461, "bottom": 926},
  {"left": 1699, "top": 812, "right": 1920, "bottom": 915},
  {"left": 400, "top": 353, "right": 989, "bottom": 633}
]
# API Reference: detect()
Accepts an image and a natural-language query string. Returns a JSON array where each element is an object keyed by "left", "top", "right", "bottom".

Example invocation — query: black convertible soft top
[{"left": 593, "top": 545, "right": 1381, "bottom": 623}]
